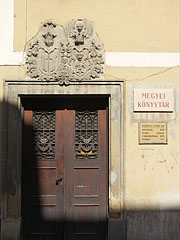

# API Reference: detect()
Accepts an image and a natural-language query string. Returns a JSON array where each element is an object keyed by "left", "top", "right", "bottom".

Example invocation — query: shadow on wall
[{"left": 0, "top": 99, "right": 180, "bottom": 240}]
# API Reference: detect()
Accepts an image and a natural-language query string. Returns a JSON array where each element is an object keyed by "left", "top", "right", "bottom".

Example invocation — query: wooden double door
[{"left": 22, "top": 97, "right": 108, "bottom": 240}]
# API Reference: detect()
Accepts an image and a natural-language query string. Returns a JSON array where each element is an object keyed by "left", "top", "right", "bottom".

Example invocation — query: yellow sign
[{"left": 139, "top": 123, "right": 167, "bottom": 144}]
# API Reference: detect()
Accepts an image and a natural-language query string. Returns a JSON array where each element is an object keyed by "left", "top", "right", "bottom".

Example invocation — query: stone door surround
[{"left": 1, "top": 79, "right": 124, "bottom": 239}]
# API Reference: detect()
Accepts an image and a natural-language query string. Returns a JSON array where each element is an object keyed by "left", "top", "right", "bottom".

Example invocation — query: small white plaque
[{"left": 134, "top": 88, "right": 174, "bottom": 112}]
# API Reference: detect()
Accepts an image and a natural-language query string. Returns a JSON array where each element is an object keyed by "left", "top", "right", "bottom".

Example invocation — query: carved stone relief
[{"left": 26, "top": 19, "right": 105, "bottom": 85}]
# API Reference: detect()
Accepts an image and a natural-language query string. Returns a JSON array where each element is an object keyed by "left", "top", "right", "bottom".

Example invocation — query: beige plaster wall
[
  {"left": 0, "top": 0, "right": 179, "bottom": 215},
  {"left": 107, "top": 66, "right": 180, "bottom": 211},
  {"left": 105, "top": 67, "right": 180, "bottom": 212},
  {"left": 0, "top": 66, "right": 179, "bottom": 213},
  {"left": 14, "top": 0, "right": 179, "bottom": 52}
]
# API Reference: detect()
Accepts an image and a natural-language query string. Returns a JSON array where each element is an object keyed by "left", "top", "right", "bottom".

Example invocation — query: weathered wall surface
[
  {"left": 107, "top": 67, "right": 180, "bottom": 211},
  {"left": 0, "top": 0, "right": 179, "bottom": 239},
  {"left": 107, "top": 67, "right": 180, "bottom": 240}
]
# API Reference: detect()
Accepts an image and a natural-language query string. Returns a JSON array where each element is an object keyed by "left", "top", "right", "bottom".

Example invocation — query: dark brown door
[{"left": 22, "top": 97, "right": 108, "bottom": 240}]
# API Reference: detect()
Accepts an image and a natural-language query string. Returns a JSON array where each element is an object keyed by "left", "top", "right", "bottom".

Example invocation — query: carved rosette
[{"left": 26, "top": 19, "right": 105, "bottom": 84}]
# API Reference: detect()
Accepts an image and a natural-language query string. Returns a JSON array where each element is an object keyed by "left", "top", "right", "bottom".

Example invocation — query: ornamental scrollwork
[
  {"left": 32, "top": 111, "right": 56, "bottom": 159},
  {"left": 75, "top": 110, "right": 98, "bottom": 159},
  {"left": 25, "top": 19, "right": 105, "bottom": 84}
]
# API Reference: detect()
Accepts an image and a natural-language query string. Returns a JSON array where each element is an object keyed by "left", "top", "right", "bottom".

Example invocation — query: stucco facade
[{"left": 0, "top": 0, "right": 179, "bottom": 239}]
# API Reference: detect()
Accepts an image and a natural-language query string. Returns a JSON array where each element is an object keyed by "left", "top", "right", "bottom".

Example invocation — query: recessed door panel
[{"left": 74, "top": 169, "right": 99, "bottom": 196}]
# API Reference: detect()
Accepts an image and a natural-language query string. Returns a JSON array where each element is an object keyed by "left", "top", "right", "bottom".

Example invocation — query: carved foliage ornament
[{"left": 26, "top": 20, "right": 105, "bottom": 85}]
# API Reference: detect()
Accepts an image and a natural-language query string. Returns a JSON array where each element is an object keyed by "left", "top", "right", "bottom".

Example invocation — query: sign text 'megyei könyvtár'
[{"left": 134, "top": 89, "right": 173, "bottom": 111}]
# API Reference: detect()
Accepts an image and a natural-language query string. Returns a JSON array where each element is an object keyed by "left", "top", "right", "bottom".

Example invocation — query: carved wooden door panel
[
  {"left": 22, "top": 99, "right": 108, "bottom": 240},
  {"left": 22, "top": 110, "right": 64, "bottom": 240},
  {"left": 65, "top": 109, "right": 108, "bottom": 240}
]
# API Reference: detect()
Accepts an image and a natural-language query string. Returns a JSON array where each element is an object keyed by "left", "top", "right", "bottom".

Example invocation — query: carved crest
[{"left": 26, "top": 19, "right": 105, "bottom": 85}]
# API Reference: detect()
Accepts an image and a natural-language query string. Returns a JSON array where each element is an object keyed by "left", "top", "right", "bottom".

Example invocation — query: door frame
[
  {"left": 1, "top": 80, "right": 124, "bottom": 239},
  {"left": 22, "top": 96, "right": 109, "bottom": 239}
]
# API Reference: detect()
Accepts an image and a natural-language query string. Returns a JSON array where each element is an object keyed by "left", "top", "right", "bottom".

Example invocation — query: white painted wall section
[
  {"left": 0, "top": 0, "right": 24, "bottom": 65},
  {"left": 106, "top": 52, "right": 180, "bottom": 67},
  {"left": 0, "top": 0, "right": 14, "bottom": 53}
]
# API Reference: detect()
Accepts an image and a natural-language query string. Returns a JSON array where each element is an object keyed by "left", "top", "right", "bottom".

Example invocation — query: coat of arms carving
[{"left": 26, "top": 19, "right": 105, "bottom": 85}]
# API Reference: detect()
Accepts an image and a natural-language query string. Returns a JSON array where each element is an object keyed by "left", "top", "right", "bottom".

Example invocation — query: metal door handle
[{"left": 56, "top": 177, "right": 63, "bottom": 185}]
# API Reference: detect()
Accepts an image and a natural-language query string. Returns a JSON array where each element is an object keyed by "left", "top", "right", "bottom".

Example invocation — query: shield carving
[
  {"left": 38, "top": 48, "right": 60, "bottom": 76},
  {"left": 26, "top": 20, "right": 105, "bottom": 82}
]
